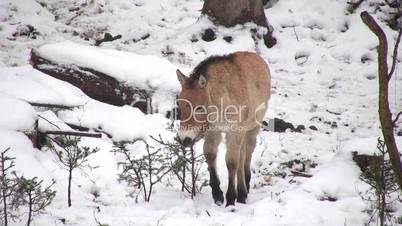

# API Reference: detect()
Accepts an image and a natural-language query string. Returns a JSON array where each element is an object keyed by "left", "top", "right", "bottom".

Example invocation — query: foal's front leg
[
  {"left": 203, "top": 131, "right": 224, "bottom": 205},
  {"left": 225, "top": 131, "right": 245, "bottom": 206}
]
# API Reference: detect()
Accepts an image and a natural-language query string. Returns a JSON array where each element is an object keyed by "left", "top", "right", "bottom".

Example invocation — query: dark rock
[
  {"left": 319, "top": 196, "right": 337, "bottom": 202},
  {"left": 263, "top": 33, "right": 277, "bottom": 48},
  {"left": 133, "top": 33, "right": 150, "bottom": 43},
  {"left": 13, "top": 24, "right": 39, "bottom": 38},
  {"left": 361, "top": 54, "right": 372, "bottom": 64},
  {"left": 201, "top": 28, "right": 216, "bottom": 42},
  {"left": 262, "top": 118, "right": 305, "bottom": 133},
  {"left": 223, "top": 36, "right": 233, "bottom": 43},
  {"left": 95, "top": 33, "right": 122, "bottom": 46},
  {"left": 294, "top": 125, "right": 305, "bottom": 132},
  {"left": 309, "top": 125, "right": 318, "bottom": 131},
  {"left": 273, "top": 118, "right": 295, "bottom": 132}
]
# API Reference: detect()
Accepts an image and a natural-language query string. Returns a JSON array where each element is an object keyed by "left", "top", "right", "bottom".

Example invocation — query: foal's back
[{"left": 204, "top": 52, "right": 271, "bottom": 126}]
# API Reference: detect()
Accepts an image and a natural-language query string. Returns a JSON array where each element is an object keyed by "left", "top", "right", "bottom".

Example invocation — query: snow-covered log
[
  {"left": 29, "top": 42, "right": 180, "bottom": 114},
  {"left": 30, "top": 49, "right": 151, "bottom": 113}
]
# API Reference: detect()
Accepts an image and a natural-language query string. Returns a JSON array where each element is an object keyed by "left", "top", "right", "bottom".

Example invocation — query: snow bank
[
  {"left": 58, "top": 100, "right": 171, "bottom": 141},
  {"left": 35, "top": 41, "right": 180, "bottom": 92},
  {"left": 0, "top": 93, "right": 36, "bottom": 131},
  {"left": 0, "top": 65, "right": 87, "bottom": 106}
]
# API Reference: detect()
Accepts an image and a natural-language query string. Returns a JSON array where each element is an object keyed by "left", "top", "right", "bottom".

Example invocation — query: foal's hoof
[
  {"left": 214, "top": 195, "right": 224, "bottom": 206},
  {"left": 236, "top": 196, "right": 247, "bottom": 204},
  {"left": 213, "top": 189, "right": 224, "bottom": 206},
  {"left": 237, "top": 190, "right": 247, "bottom": 203},
  {"left": 225, "top": 200, "right": 235, "bottom": 207},
  {"left": 215, "top": 200, "right": 224, "bottom": 206}
]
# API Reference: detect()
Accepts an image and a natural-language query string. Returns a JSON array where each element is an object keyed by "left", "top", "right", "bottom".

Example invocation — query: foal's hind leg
[
  {"left": 244, "top": 126, "right": 259, "bottom": 192},
  {"left": 236, "top": 140, "right": 247, "bottom": 203},
  {"left": 203, "top": 131, "right": 224, "bottom": 205},
  {"left": 225, "top": 131, "right": 245, "bottom": 206}
]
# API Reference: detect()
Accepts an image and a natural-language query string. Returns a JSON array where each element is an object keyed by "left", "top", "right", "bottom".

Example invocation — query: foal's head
[{"left": 176, "top": 69, "right": 209, "bottom": 147}]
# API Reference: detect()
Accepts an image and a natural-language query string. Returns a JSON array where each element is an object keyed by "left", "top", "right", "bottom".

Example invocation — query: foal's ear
[
  {"left": 198, "top": 74, "right": 207, "bottom": 88},
  {"left": 176, "top": 69, "right": 188, "bottom": 86}
]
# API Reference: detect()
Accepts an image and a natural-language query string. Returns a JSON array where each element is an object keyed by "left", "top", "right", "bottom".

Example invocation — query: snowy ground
[{"left": 0, "top": 0, "right": 402, "bottom": 225}]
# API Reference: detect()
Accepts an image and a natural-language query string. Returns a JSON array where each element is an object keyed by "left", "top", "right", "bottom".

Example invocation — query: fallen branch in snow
[
  {"left": 290, "top": 170, "right": 312, "bottom": 178},
  {"left": 66, "top": 123, "right": 112, "bottom": 138},
  {"left": 326, "top": 109, "right": 342, "bottom": 115},
  {"left": 28, "top": 102, "right": 77, "bottom": 110},
  {"left": 30, "top": 49, "right": 152, "bottom": 113},
  {"left": 361, "top": 11, "right": 402, "bottom": 192},
  {"left": 94, "top": 33, "right": 122, "bottom": 46},
  {"left": 43, "top": 131, "right": 102, "bottom": 138}
]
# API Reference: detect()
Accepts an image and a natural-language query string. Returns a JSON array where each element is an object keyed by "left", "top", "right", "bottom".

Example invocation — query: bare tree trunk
[
  {"left": 68, "top": 167, "right": 72, "bottom": 207},
  {"left": 182, "top": 148, "right": 186, "bottom": 192},
  {"left": 1, "top": 153, "right": 8, "bottom": 226},
  {"left": 27, "top": 192, "right": 32, "bottom": 226},
  {"left": 361, "top": 11, "right": 402, "bottom": 192},
  {"left": 201, "top": 0, "right": 277, "bottom": 47},
  {"left": 190, "top": 148, "right": 196, "bottom": 199}
]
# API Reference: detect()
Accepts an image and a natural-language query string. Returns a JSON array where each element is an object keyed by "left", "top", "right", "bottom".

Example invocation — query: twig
[
  {"left": 44, "top": 131, "right": 102, "bottom": 138},
  {"left": 293, "top": 26, "right": 299, "bottom": 42},
  {"left": 290, "top": 170, "right": 312, "bottom": 178},
  {"left": 29, "top": 102, "right": 77, "bottom": 110},
  {"left": 388, "top": 27, "right": 402, "bottom": 79},
  {"left": 326, "top": 109, "right": 342, "bottom": 115},
  {"left": 37, "top": 115, "right": 61, "bottom": 130},
  {"left": 66, "top": 123, "right": 112, "bottom": 138},
  {"left": 393, "top": 111, "right": 402, "bottom": 125}
]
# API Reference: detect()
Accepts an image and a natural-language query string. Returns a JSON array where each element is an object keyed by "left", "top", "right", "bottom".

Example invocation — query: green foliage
[
  {"left": 150, "top": 135, "right": 205, "bottom": 199},
  {"left": 1, "top": 148, "right": 56, "bottom": 226},
  {"left": 359, "top": 138, "right": 400, "bottom": 226},
  {"left": 0, "top": 148, "right": 19, "bottom": 226},
  {"left": 13, "top": 176, "right": 56, "bottom": 226},
  {"left": 50, "top": 136, "right": 99, "bottom": 170},
  {"left": 48, "top": 135, "right": 99, "bottom": 207},
  {"left": 113, "top": 138, "right": 171, "bottom": 202}
]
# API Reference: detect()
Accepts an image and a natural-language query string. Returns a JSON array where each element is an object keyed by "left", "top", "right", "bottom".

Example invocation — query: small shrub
[
  {"left": 150, "top": 135, "right": 205, "bottom": 199},
  {"left": 113, "top": 138, "right": 171, "bottom": 202},
  {"left": 359, "top": 138, "right": 400, "bottom": 226},
  {"left": 0, "top": 148, "right": 19, "bottom": 226},
  {"left": 13, "top": 176, "right": 56, "bottom": 226},
  {"left": 48, "top": 136, "right": 99, "bottom": 207}
]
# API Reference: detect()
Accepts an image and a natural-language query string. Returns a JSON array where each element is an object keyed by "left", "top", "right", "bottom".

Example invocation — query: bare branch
[
  {"left": 393, "top": 111, "right": 402, "bottom": 125},
  {"left": 361, "top": 11, "right": 402, "bottom": 192},
  {"left": 388, "top": 27, "right": 402, "bottom": 79},
  {"left": 37, "top": 115, "right": 61, "bottom": 130},
  {"left": 29, "top": 102, "right": 77, "bottom": 110},
  {"left": 44, "top": 131, "right": 101, "bottom": 138}
]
